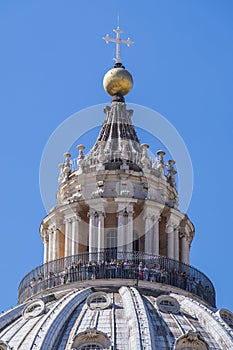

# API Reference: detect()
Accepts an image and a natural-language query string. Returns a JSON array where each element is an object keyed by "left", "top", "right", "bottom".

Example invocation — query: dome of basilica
[{"left": 0, "top": 26, "right": 233, "bottom": 350}]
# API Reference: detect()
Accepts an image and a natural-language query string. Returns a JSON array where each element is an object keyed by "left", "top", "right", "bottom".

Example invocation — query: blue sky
[{"left": 0, "top": 1, "right": 233, "bottom": 312}]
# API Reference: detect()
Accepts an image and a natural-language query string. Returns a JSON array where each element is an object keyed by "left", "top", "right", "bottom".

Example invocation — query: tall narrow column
[
  {"left": 186, "top": 238, "right": 190, "bottom": 265},
  {"left": 43, "top": 229, "right": 49, "bottom": 264},
  {"left": 153, "top": 217, "right": 160, "bottom": 256},
  {"left": 52, "top": 226, "right": 58, "bottom": 261},
  {"left": 71, "top": 215, "right": 80, "bottom": 257},
  {"left": 180, "top": 232, "right": 188, "bottom": 264},
  {"left": 143, "top": 205, "right": 163, "bottom": 257},
  {"left": 126, "top": 210, "right": 133, "bottom": 259},
  {"left": 88, "top": 211, "right": 94, "bottom": 254},
  {"left": 48, "top": 228, "right": 54, "bottom": 262},
  {"left": 88, "top": 210, "right": 98, "bottom": 260},
  {"left": 97, "top": 212, "right": 105, "bottom": 262},
  {"left": 64, "top": 218, "right": 72, "bottom": 257},
  {"left": 144, "top": 216, "right": 151, "bottom": 255},
  {"left": 174, "top": 227, "right": 179, "bottom": 261},
  {"left": 117, "top": 211, "right": 124, "bottom": 259},
  {"left": 166, "top": 222, "right": 174, "bottom": 259}
]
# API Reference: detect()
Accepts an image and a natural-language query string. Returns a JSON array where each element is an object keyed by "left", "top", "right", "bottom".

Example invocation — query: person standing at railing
[
  {"left": 99, "top": 260, "right": 105, "bottom": 279},
  {"left": 87, "top": 262, "right": 93, "bottom": 280},
  {"left": 160, "top": 269, "right": 168, "bottom": 284},
  {"left": 138, "top": 261, "right": 143, "bottom": 280},
  {"left": 143, "top": 265, "right": 149, "bottom": 281},
  {"left": 80, "top": 262, "right": 86, "bottom": 281},
  {"left": 117, "top": 260, "right": 123, "bottom": 278},
  {"left": 123, "top": 260, "right": 130, "bottom": 279},
  {"left": 110, "top": 259, "right": 116, "bottom": 278},
  {"left": 154, "top": 265, "right": 161, "bottom": 282},
  {"left": 94, "top": 262, "right": 99, "bottom": 279}
]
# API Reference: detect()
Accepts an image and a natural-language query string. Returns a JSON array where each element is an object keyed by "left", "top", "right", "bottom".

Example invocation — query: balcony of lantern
[{"left": 18, "top": 250, "right": 216, "bottom": 307}]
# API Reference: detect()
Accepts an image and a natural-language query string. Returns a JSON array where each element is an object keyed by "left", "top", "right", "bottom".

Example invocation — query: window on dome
[
  {"left": 23, "top": 299, "right": 45, "bottom": 319},
  {"left": 175, "top": 330, "right": 209, "bottom": 350},
  {"left": 0, "top": 342, "right": 9, "bottom": 350},
  {"left": 91, "top": 296, "right": 107, "bottom": 304},
  {"left": 72, "top": 328, "right": 111, "bottom": 350},
  {"left": 79, "top": 345, "right": 103, "bottom": 350},
  {"left": 219, "top": 308, "right": 233, "bottom": 328},
  {"left": 156, "top": 295, "right": 180, "bottom": 314},
  {"left": 86, "top": 292, "right": 111, "bottom": 310},
  {"left": 160, "top": 300, "right": 174, "bottom": 306}
]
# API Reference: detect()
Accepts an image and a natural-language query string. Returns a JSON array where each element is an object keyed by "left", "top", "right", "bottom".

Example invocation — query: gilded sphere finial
[{"left": 103, "top": 66, "right": 133, "bottom": 97}]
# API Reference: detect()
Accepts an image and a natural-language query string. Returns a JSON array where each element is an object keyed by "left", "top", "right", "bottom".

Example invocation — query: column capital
[
  {"left": 166, "top": 209, "right": 184, "bottom": 230},
  {"left": 42, "top": 231, "right": 49, "bottom": 243},
  {"left": 166, "top": 221, "right": 175, "bottom": 233},
  {"left": 143, "top": 212, "right": 161, "bottom": 222},
  {"left": 117, "top": 207, "right": 134, "bottom": 217},
  {"left": 179, "top": 230, "right": 185, "bottom": 239},
  {"left": 48, "top": 225, "right": 56, "bottom": 234},
  {"left": 70, "top": 214, "right": 81, "bottom": 222},
  {"left": 64, "top": 217, "right": 73, "bottom": 224},
  {"left": 87, "top": 209, "right": 98, "bottom": 218},
  {"left": 88, "top": 208, "right": 105, "bottom": 218},
  {"left": 143, "top": 201, "right": 164, "bottom": 218}
]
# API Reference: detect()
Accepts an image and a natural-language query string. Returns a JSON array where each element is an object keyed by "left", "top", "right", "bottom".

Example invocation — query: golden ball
[{"left": 103, "top": 67, "right": 133, "bottom": 96}]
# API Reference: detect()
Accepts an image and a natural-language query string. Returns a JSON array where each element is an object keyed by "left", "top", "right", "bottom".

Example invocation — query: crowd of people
[{"left": 22, "top": 259, "right": 214, "bottom": 305}]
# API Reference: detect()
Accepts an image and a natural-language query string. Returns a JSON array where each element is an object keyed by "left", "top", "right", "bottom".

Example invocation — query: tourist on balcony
[{"left": 143, "top": 265, "right": 149, "bottom": 281}]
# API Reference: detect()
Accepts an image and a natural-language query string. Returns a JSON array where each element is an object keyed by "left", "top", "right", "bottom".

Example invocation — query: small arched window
[{"left": 72, "top": 328, "right": 111, "bottom": 350}]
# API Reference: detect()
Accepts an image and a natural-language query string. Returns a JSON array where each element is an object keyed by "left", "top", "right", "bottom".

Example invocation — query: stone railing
[{"left": 18, "top": 251, "right": 216, "bottom": 307}]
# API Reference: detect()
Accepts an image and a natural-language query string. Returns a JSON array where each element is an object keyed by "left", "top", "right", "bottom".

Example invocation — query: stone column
[
  {"left": 144, "top": 215, "right": 152, "bottom": 255},
  {"left": 126, "top": 209, "right": 134, "bottom": 259},
  {"left": 48, "top": 227, "right": 54, "bottom": 262},
  {"left": 153, "top": 216, "right": 160, "bottom": 256},
  {"left": 52, "top": 226, "right": 58, "bottom": 261},
  {"left": 143, "top": 205, "right": 163, "bottom": 257},
  {"left": 71, "top": 215, "right": 80, "bottom": 257},
  {"left": 97, "top": 212, "right": 105, "bottom": 262},
  {"left": 186, "top": 238, "right": 190, "bottom": 265},
  {"left": 174, "top": 227, "right": 179, "bottom": 261},
  {"left": 88, "top": 209, "right": 98, "bottom": 260},
  {"left": 180, "top": 231, "right": 189, "bottom": 264},
  {"left": 117, "top": 211, "right": 125, "bottom": 259},
  {"left": 64, "top": 217, "right": 72, "bottom": 257},
  {"left": 43, "top": 229, "right": 49, "bottom": 264},
  {"left": 166, "top": 222, "right": 174, "bottom": 259}
]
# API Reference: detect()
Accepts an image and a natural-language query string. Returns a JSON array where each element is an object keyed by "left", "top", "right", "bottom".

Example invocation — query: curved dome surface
[{"left": 0, "top": 285, "right": 232, "bottom": 350}]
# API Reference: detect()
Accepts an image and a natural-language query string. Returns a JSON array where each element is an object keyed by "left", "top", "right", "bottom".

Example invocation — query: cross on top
[{"left": 103, "top": 26, "right": 134, "bottom": 64}]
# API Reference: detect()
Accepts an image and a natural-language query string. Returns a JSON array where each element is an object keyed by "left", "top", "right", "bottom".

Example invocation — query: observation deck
[{"left": 18, "top": 251, "right": 216, "bottom": 307}]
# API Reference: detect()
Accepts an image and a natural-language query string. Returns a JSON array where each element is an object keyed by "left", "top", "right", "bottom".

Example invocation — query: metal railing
[{"left": 18, "top": 250, "right": 216, "bottom": 307}]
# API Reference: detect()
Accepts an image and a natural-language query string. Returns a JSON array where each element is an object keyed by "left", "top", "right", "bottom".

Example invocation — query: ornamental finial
[{"left": 102, "top": 26, "right": 134, "bottom": 64}]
